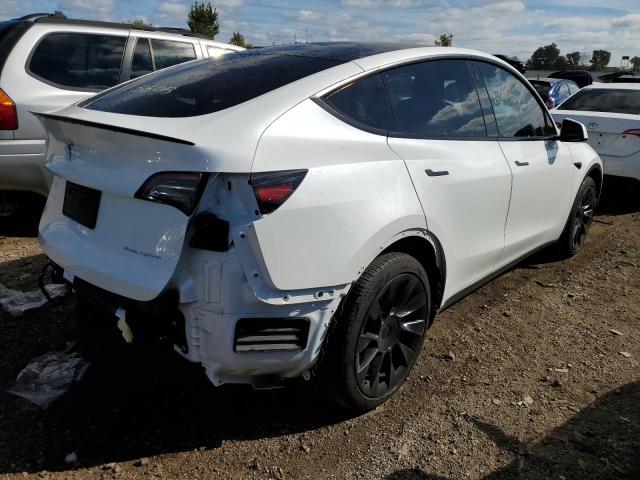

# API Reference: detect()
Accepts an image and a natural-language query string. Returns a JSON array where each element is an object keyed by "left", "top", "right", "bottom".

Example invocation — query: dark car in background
[
  {"left": 494, "top": 54, "right": 526, "bottom": 74},
  {"left": 528, "top": 77, "right": 580, "bottom": 109},
  {"left": 549, "top": 70, "right": 594, "bottom": 88},
  {"left": 598, "top": 71, "right": 640, "bottom": 84}
]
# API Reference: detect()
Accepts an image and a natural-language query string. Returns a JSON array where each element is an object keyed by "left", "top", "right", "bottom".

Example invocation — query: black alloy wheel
[{"left": 355, "top": 273, "right": 427, "bottom": 399}]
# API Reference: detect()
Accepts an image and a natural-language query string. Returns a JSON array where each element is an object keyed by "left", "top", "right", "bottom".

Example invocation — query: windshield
[
  {"left": 529, "top": 81, "right": 551, "bottom": 97},
  {"left": 83, "top": 42, "right": 412, "bottom": 118},
  {"left": 557, "top": 88, "right": 640, "bottom": 114}
]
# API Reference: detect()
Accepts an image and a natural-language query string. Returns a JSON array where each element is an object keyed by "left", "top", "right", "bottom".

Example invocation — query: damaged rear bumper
[{"left": 66, "top": 247, "right": 343, "bottom": 387}]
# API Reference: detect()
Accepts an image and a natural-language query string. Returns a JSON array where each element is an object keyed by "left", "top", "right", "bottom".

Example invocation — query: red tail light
[
  {"left": 250, "top": 170, "right": 307, "bottom": 214},
  {"left": 623, "top": 129, "right": 640, "bottom": 138},
  {"left": 0, "top": 88, "right": 18, "bottom": 130},
  {"left": 135, "top": 171, "right": 207, "bottom": 215}
]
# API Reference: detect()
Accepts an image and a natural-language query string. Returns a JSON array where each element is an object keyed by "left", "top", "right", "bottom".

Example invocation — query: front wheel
[
  {"left": 557, "top": 176, "right": 597, "bottom": 258},
  {"left": 316, "top": 252, "right": 430, "bottom": 412}
]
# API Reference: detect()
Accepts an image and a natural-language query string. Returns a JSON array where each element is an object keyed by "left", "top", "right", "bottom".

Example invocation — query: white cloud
[
  {"left": 57, "top": 0, "right": 114, "bottom": 19},
  {"left": 284, "top": 10, "right": 326, "bottom": 23},
  {"left": 612, "top": 13, "right": 640, "bottom": 28},
  {"left": 395, "top": 32, "right": 437, "bottom": 44},
  {"left": 341, "top": 0, "right": 415, "bottom": 6},
  {"left": 215, "top": 0, "right": 245, "bottom": 6},
  {"left": 154, "top": 2, "right": 187, "bottom": 24}
]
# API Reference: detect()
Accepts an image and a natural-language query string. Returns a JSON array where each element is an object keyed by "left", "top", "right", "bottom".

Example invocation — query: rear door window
[
  {"left": 324, "top": 74, "right": 393, "bottom": 132},
  {"left": 477, "top": 62, "right": 554, "bottom": 137},
  {"left": 557, "top": 88, "right": 640, "bottom": 114},
  {"left": 130, "top": 38, "right": 154, "bottom": 79},
  {"left": 150, "top": 39, "right": 196, "bottom": 70},
  {"left": 28, "top": 32, "right": 126, "bottom": 90},
  {"left": 382, "top": 59, "right": 487, "bottom": 137},
  {"left": 130, "top": 38, "right": 197, "bottom": 80}
]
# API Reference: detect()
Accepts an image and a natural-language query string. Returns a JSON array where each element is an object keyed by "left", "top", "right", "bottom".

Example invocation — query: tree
[
  {"left": 188, "top": 2, "right": 219, "bottom": 40},
  {"left": 229, "top": 31, "right": 252, "bottom": 48},
  {"left": 127, "top": 19, "right": 152, "bottom": 28},
  {"left": 590, "top": 50, "right": 611, "bottom": 71},
  {"left": 434, "top": 33, "right": 453, "bottom": 47},
  {"left": 580, "top": 51, "right": 592, "bottom": 68},
  {"left": 565, "top": 51, "right": 581, "bottom": 67},
  {"left": 527, "top": 43, "right": 563, "bottom": 70},
  {"left": 631, "top": 56, "right": 640, "bottom": 72}
]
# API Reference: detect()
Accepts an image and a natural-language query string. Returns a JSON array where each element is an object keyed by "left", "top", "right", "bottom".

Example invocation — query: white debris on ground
[
  {"left": 0, "top": 283, "right": 66, "bottom": 316},
  {"left": 6, "top": 349, "right": 90, "bottom": 408}
]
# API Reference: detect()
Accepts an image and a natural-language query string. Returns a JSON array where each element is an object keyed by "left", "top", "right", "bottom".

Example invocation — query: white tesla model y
[{"left": 37, "top": 43, "right": 602, "bottom": 411}]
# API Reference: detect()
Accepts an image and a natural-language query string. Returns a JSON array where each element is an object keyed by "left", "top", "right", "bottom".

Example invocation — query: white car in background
[
  {"left": 552, "top": 83, "right": 640, "bottom": 182},
  {"left": 36, "top": 43, "right": 602, "bottom": 411},
  {"left": 0, "top": 12, "right": 242, "bottom": 197}
]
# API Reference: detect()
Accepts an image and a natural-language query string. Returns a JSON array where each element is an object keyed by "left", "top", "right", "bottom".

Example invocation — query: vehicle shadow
[
  {"left": 0, "top": 299, "right": 352, "bottom": 474},
  {"left": 385, "top": 380, "right": 640, "bottom": 480},
  {"left": 0, "top": 192, "right": 45, "bottom": 237},
  {"left": 596, "top": 176, "right": 640, "bottom": 216}
]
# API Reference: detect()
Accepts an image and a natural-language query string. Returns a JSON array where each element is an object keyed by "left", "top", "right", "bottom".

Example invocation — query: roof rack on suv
[
  {"left": 21, "top": 12, "right": 208, "bottom": 40},
  {"left": 152, "top": 27, "right": 208, "bottom": 39},
  {"left": 18, "top": 11, "right": 67, "bottom": 21}
]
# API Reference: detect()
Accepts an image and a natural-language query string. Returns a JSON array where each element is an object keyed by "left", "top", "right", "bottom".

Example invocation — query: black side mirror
[{"left": 559, "top": 118, "right": 588, "bottom": 142}]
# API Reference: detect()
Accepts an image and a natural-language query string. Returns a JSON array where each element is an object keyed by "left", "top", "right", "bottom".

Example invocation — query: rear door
[
  {"left": 384, "top": 59, "right": 512, "bottom": 300},
  {"left": 474, "top": 61, "right": 574, "bottom": 265}
]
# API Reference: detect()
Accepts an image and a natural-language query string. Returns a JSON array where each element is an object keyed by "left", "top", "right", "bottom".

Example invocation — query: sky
[{"left": 2, "top": 0, "right": 639, "bottom": 66}]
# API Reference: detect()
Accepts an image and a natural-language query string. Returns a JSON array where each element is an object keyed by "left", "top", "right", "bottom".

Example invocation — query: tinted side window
[
  {"left": 29, "top": 33, "right": 125, "bottom": 90},
  {"left": 130, "top": 38, "right": 153, "bottom": 79},
  {"left": 150, "top": 39, "right": 196, "bottom": 70},
  {"left": 382, "top": 59, "right": 486, "bottom": 137},
  {"left": 324, "top": 74, "right": 393, "bottom": 131},
  {"left": 477, "top": 63, "right": 553, "bottom": 137}
]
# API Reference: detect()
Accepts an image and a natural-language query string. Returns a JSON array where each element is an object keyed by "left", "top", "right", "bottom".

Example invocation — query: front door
[
  {"left": 473, "top": 62, "right": 574, "bottom": 266},
  {"left": 383, "top": 59, "right": 512, "bottom": 301}
]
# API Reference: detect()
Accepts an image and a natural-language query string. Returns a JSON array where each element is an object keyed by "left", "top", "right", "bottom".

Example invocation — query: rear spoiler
[{"left": 32, "top": 112, "right": 195, "bottom": 146}]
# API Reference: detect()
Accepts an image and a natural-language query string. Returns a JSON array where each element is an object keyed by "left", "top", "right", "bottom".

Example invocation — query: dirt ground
[{"left": 0, "top": 180, "right": 638, "bottom": 480}]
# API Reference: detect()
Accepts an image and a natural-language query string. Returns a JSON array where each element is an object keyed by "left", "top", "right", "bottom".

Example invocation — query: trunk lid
[
  {"left": 551, "top": 109, "right": 640, "bottom": 157},
  {"left": 37, "top": 114, "right": 234, "bottom": 302}
]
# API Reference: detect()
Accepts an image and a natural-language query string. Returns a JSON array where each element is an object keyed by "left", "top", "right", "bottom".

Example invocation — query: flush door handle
[{"left": 425, "top": 169, "right": 449, "bottom": 177}]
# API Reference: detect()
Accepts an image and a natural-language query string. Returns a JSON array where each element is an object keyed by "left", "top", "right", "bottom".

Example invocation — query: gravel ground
[{"left": 0, "top": 180, "right": 638, "bottom": 480}]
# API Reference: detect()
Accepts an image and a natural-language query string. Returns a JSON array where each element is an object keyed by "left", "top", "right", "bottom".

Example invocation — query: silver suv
[{"left": 0, "top": 12, "right": 242, "bottom": 197}]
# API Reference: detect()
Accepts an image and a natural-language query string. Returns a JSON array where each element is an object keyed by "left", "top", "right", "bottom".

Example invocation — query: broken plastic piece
[
  {"left": 0, "top": 283, "right": 66, "bottom": 317},
  {"left": 6, "top": 349, "right": 90, "bottom": 408},
  {"left": 116, "top": 307, "right": 134, "bottom": 343}
]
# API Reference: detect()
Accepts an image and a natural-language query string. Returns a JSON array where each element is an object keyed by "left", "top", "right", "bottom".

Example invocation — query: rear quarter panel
[{"left": 250, "top": 98, "right": 426, "bottom": 291}]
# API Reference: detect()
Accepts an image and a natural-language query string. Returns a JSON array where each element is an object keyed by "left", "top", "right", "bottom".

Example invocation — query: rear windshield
[
  {"left": 83, "top": 43, "right": 411, "bottom": 117},
  {"left": 557, "top": 88, "right": 640, "bottom": 114},
  {"left": 530, "top": 81, "right": 551, "bottom": 97}
]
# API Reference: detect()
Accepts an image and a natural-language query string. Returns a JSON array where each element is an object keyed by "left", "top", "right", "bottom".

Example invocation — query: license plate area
[{"left": 63, "top": 181, "right": 101, "bottom": 229}]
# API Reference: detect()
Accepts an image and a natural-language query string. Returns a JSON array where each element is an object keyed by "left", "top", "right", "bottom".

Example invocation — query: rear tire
[
  {"left": 315, "top": 252, "right": 430, "bottom": 412},
  {"left": 556, "top": 176, "right": 597, "bottom": 258}
]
